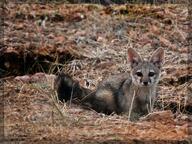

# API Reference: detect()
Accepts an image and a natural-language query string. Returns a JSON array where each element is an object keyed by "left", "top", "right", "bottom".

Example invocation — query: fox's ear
[
  {"left": 150, "top": 48, "right": 164, "bottom": 69},
  {"left": 128, "top": 48, "right": 142, "bottom": 68}
]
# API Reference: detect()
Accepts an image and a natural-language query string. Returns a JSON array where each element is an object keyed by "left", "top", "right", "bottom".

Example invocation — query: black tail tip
[{"left": 54, "top": 72, "right": 78, "bottom": 102}]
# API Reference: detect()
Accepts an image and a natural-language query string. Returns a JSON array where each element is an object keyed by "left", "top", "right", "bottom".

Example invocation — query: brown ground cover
[{"left": 1, "top": 2, "right": 192, "bottom": 143}]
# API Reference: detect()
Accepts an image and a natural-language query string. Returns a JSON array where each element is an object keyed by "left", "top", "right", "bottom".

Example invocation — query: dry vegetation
[{"left": 1, "top": 2, "right": 192, "bottom": 143}]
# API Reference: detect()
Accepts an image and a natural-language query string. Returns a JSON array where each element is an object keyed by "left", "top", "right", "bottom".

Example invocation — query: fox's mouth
[
  {"left": 139, "top": 83, "right": 152, "bottom": 87},
  {"left": 141, "top": 85, "right": 150, "bottom": 87},
  {"left": 141, "top": 84, "right": 153, "bottom": 87}
]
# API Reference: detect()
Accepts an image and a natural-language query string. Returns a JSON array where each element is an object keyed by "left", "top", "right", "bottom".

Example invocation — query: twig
[
  {"left": 69, "top": 83, "right": 75, "bottom": 106},
  {"left": 128, "top": 90, "right": 136, "bottom": 121}
]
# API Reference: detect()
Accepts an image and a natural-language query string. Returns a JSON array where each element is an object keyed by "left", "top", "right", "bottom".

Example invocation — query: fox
[{"left": 54, "top": 48, "right": 164, "bottom": 121}]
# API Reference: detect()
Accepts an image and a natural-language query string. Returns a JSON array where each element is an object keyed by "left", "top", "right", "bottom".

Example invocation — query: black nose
[{"left": 143, "top": 81, "right": 148, "bottom": 86}]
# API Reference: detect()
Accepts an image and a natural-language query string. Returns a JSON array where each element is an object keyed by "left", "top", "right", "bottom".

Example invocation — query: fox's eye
[
  {"left": 136, "top": 72, "right": 143, "bottom": 77},
  {"left": 149, "top": 72, "right": 155, "bottom": 77}
]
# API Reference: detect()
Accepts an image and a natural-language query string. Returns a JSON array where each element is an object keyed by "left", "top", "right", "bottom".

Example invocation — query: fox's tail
[
  {"left": 54, "top": 72, "right": 94, "bottom": 104},
  {"left": 54, "top": 72, "right": 115, "bottom": 114}
]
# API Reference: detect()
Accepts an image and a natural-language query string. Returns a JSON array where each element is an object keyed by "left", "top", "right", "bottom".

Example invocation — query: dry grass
[
  {"left": 2, "top": 76, "right": 190, "bottom": 143},
  {"left": 1, "top": 2, "right": 192, "bottom": 143}
]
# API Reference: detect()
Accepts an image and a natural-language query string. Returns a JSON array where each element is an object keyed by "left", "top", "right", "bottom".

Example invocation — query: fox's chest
[
  {"left": 136, "top": 88, "right": 154, "bottom": 102},
  {"left": 122, "top": 86, "right": 156, "bottom": 112}
]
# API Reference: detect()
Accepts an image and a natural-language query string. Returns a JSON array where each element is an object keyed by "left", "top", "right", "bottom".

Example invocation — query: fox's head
[{"left": 128, "top": 48, "right": 164, "bottom": 87}]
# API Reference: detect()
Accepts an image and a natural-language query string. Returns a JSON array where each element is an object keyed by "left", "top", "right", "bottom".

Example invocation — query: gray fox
[{"left": 55, "top": 48, "right": 164, "bottom": 121}]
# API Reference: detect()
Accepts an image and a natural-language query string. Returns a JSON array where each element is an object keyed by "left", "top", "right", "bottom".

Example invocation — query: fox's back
[{"left": 97, "top": 73, "right": 130, "bottom": 90}]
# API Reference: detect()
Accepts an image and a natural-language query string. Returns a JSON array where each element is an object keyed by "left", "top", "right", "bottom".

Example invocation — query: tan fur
[{"left": 95, "top": 89, "right": 116, "bottom": 111}]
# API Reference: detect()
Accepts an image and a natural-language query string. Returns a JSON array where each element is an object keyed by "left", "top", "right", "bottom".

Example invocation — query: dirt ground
[{"left": 1, "top": 2, "right": 192, "bottom": 143}]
